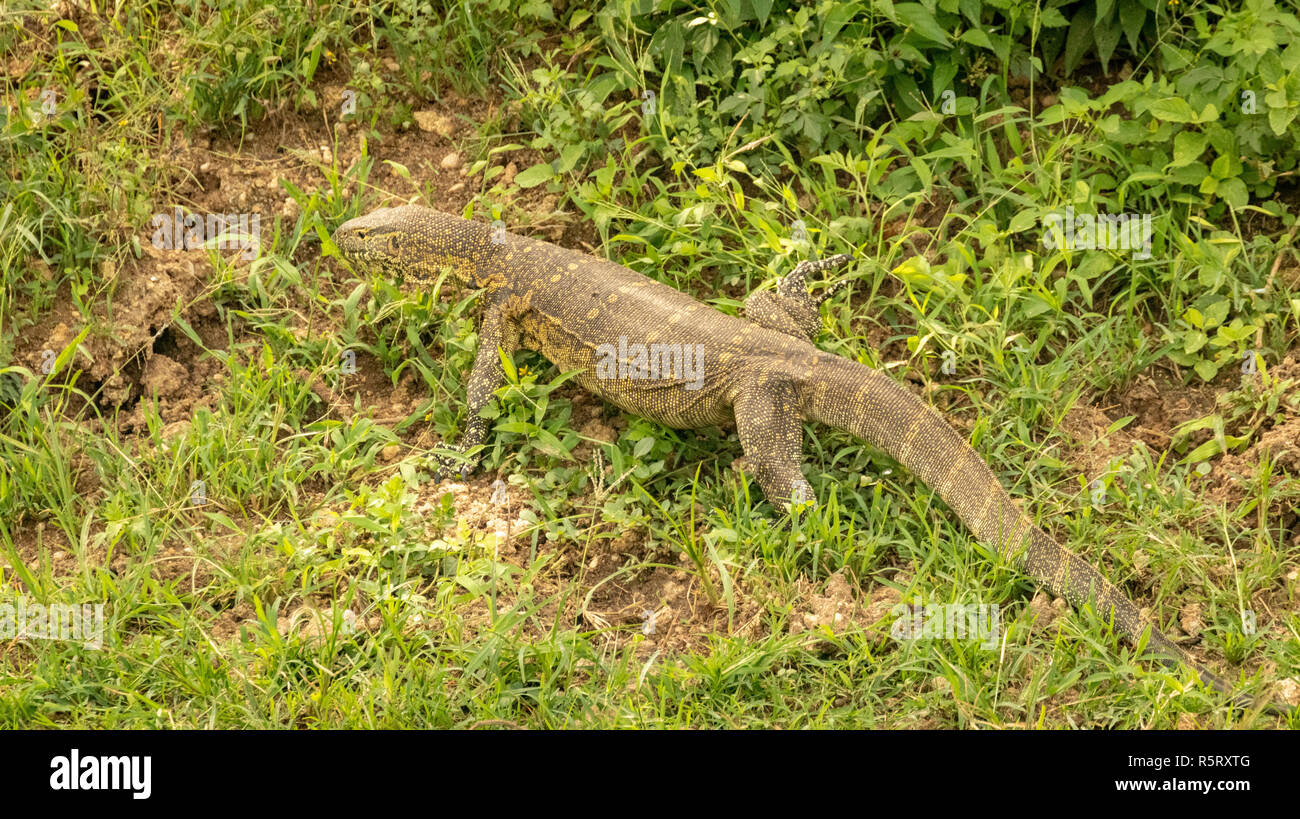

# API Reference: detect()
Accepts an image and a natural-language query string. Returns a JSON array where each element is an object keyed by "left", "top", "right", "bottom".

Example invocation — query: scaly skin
[{"left": 333, "top": 204, "right": 1273, "bottom": 713}]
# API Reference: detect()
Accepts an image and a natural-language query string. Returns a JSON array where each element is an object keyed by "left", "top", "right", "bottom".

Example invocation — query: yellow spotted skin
[{"left": 333, "top": 205, "right": 1268, "bottom": 711}]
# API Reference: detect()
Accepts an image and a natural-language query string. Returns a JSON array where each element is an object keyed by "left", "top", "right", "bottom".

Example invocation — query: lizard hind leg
[
  {"left": 743, "top": 254, "right": 854, "bottom": 342},
  {"left": 743, "top": 290, "right": 821, "bottom": 340},
  {"left": 732, "top": 379, "right": 815, "bottom": 512}
]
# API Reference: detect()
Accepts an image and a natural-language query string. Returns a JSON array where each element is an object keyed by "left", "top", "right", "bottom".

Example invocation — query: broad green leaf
[
  {"left": 514, "top": 162, "right": 555, "bottom": 188},
  {"left": 1008, "top": 208, "right": 1040, "bottom": 233},
  {"left": 1269, "top": 105, "right": 1297, "bottom": 136},
  {"left": 1094, "top": 17, "right": 1123, "bottom": 69},
  {"left": 1217, "top": 177, "right": 1248, "bottom": 209},
  {"left": 959, "top": 29, "right": 993, "bottom": 51},
  {"left": 1064, "top": 6, "right": 1095, "bottom": 75},
  {"left": 1169, "top": 131, "right": 1208, "bottom": 168},
  {"left": 1202, "top": 299, "right": 1230, "bottom": 328},
  {"left": 895, "top": 3, "right": 950, "bottom": 46},
  {"left": 1118, "top": 1, "right": 1146, "bottom": 52},
  {"left": 1148, "top": 97, "right": 1197, "bottom": 123},
  {"left": 910, "top": 156, "right": 932, "bottom": 191},
  {"left": 556, "top": 143, "right": 585, "bottom": 174},
  {"left": 633, "top": 436, "right": 655, "bottom": 458}
]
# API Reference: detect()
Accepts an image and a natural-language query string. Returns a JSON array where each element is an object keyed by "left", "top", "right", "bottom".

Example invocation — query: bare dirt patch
[
  {"left": 403, "top": 472, "right": 769, "bottom": 658},
  {"left": 1052, "top": 353, "right": 1300, "bottom": 514},
  {"left": 1196, "top": 353, "right": 1300, "bottom": 508}
]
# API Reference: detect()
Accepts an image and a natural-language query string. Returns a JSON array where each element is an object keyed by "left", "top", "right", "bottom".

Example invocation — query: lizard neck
[{"left": 406, "top": 218, "right": 508, "bottom": 290}]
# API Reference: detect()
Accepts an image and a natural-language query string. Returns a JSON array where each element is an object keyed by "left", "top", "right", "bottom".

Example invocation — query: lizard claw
[
  {"left": 788, "top": 253, "right": 854, "bottom": 280},
  {"left": 815, "top": 277, "right": 851, "bottom": 305}
]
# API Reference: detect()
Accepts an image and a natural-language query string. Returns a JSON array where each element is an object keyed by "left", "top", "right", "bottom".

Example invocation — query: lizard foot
[{"left": 426, "top": 448, "right": 480, "bottom": 482}]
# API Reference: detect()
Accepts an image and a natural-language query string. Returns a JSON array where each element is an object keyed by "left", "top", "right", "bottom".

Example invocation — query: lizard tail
[{"left": 802, "top": 353, "right": 1251, "bottom": 705}]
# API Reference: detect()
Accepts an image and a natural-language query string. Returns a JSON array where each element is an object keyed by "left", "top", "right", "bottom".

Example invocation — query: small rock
[
  {"left": 381, "top": 444, "right": 400, "bottom": 462},
  {"left": 1278, "top": 678, "right": 1300, "bottom": 707},
  {"left": 440, "top": 152, "right": 463, "bottom": 170},
  {"left": 413, "top": 110, "right": 456, "bottom": 138},
  {"left": 1179, "top": 603, "right": 1204, "bottom": 638}
]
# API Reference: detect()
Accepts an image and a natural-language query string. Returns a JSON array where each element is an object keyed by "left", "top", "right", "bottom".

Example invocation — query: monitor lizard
[{"left": 333, "top": 204, "right": 1277, "bottom": 713}]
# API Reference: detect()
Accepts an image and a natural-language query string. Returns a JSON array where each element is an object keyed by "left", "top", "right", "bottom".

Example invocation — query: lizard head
[{"left": 332, "top": 205, "right": 499, "bottom": 288}]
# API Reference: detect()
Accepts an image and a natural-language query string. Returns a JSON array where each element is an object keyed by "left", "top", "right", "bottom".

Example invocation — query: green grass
[{"left": 1, "top": 0, "right": 1298, "bottom": 728}]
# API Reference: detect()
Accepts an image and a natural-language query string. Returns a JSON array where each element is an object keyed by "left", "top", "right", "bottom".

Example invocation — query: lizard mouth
[{"left": 329, "top": 230, "right": 356, "bottom": 260}]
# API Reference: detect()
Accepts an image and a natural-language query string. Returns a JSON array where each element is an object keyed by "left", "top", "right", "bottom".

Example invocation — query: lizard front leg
[
  {"left": 732, "top": 376, "right": 814, "bottom": 511},
  {"left": 434, "top": 301, "right": 517, "bottom": 481}
]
